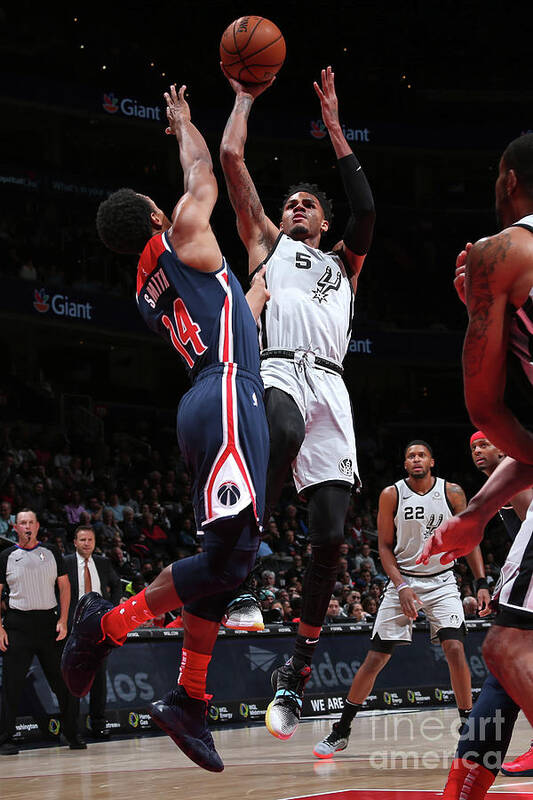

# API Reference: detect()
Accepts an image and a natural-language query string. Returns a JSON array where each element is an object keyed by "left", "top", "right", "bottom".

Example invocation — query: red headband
[{"left": 470, "top": 431, "right": 487, "bottom": 446}]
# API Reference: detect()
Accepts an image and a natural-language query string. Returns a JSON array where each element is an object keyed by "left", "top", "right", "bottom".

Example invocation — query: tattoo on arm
[
  {"left": 447, "top": 483, "right": 467, "bottom": 513},
  {"left": 464, "top": 233, "right": 512, "bottom": 378}
]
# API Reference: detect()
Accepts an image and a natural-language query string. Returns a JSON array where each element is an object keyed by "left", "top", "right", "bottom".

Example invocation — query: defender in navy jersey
[
  {"left": 221, "top": 65, "right": 375, "bottom": 740},
  {"left": 62, "top": 84, "right": 269, "bottom": 773},
  {"left": 421, "top": 134, "right": 533, "bottom": 796}
]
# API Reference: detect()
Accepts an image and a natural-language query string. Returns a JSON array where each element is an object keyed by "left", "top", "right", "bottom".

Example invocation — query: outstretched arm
[
  {"left": 165, "top": 84, "right": 217, "bottom": 213},
  {"left": 314, "top": 67, "right": 375, "bottom": 289},
  {"left": 164, "top": 85, "right": 222, "bottom": 271},
  {"left": 418, "top": 456, "right": 533, "bottom": 567},
  {"left": 219, "top": 69, "right": 279, "bottom": 272}
]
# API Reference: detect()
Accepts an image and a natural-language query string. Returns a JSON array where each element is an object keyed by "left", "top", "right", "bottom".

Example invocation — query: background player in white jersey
[
  {"left": 313, "top": 440, "right": 489, "bottom": 758},
  {"left": 421, "top": 135, "right": 533, "bottom": 796},
  {"left": 220, "top": 65, "right": 375, "bottom": 740}
]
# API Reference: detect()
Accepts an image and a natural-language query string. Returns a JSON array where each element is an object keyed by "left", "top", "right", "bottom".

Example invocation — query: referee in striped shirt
[{"left": 0, "top": 508, "right": 85, "bottom": 755}]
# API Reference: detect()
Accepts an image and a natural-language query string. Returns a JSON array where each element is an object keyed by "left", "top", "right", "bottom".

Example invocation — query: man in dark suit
[{"left": 64, "top": 525, "right": 122, "bottom": 738}]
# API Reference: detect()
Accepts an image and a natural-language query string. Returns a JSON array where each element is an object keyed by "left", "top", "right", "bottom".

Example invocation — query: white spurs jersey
[
  {"left": 259, "top": 233, "right": 355, "bottom": 363},
  {"left": 393, "top": 477, "right": 454, "bottom": 576}
]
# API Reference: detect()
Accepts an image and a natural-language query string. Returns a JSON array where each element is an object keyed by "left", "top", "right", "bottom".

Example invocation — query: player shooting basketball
[{"left": 220, "top": 65, "right": 375, "bottom": 740}]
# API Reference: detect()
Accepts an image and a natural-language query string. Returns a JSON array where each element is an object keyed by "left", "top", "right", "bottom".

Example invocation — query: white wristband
[{"left": 396, "top": 582, "right": 409, "bottom": 592}]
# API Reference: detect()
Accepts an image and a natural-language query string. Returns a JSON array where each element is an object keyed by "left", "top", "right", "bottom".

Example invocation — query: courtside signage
[
  {"left": 102, "top": 92, "right": 162, "bottom": 121},
  {"left": 310, "top": 120, "right": 370, "bottom": 142}
]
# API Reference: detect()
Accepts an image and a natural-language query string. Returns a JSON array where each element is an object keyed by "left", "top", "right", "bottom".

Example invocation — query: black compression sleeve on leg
[
  {"left": 300, "top": 484, "right": 351, "bottom": 628},
  {"left": 338, "top": 153, "right": 375, "bottom": 258}
]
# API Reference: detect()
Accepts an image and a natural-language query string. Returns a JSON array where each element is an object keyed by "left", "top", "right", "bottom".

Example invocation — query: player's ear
[
  {"left": 430, "top": 458, "right": 435, "bottom": 469},
  {"left": 321, "top": 219, "right": 329, "bottom": 233},
  {"left": 151, "top": 210, "right": 164, "bottom": 231},
  {"left": 506, "top": 168, "right": 518, "bottom": 196}
]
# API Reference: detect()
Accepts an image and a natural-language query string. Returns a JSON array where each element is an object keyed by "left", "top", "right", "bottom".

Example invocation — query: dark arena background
[{"left": 1, "top": 3, "right": 533, "bottom": 798}]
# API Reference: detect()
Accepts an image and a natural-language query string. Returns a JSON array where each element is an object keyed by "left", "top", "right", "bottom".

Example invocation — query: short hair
[
  {"left": 16, "top": 507, "right": 38, "bottom": 522},
  {"left": 96, "top": 188, "right": 153, "bottom": 254},
  {"left": 74, "top": 525, "right": 95, "bottom": 539},
  {"left": 281, "top": 182, "right": 333, "bottom": 223},
  {"left": 502, "top": 133, "right": 533, "bottom": 199},
  {"left": 405, "top": 439, "right": 433, "bottom": 457}
]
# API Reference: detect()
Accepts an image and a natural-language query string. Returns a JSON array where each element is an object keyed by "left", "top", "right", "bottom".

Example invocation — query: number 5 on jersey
[{"left": 162, "top": 298, "right": 207, "bottom": 368}]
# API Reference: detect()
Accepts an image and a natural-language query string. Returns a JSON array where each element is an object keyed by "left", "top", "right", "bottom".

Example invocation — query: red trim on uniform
[
  {"left": 136, "top": 234, "right": 166, "bottom": 297},
  {"left": 205, "top": 363, "right": 257, "bottom": 521}
]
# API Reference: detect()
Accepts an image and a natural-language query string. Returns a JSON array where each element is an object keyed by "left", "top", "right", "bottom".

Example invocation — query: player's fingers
[
  {"left": 178, "top": 85, "right": 186, "bottom": 102},
  {"left": 440, "top": 550, "right": 459, "bottom": 565}
]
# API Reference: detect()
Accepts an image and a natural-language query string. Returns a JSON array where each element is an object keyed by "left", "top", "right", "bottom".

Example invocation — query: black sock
[
  {"left": 291, "top": 633, "right": 320, "bottom": 670},
  {"left": 458, "top": 707, "right": 471, "bottom": 735},
  {"left": 337, "top": 699, "right": 361, "bottom": 733}
]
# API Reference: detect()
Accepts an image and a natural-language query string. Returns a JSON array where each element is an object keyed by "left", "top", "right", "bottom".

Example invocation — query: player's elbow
[
  {"left": 220, "top": 143, "right": 242, "bottom": 169},
  {"left": 466, "top": 396, "right": 504, "bottom": 431}
]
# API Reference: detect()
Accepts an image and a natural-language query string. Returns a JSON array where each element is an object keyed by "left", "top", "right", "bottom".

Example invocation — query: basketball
[{"left": 220, "top": 16, "right": 286, "bottom": 84}]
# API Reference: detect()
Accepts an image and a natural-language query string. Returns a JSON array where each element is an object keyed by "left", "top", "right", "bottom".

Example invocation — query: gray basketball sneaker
[
  {"left": 313, "top": 722, "right": 350, "bottom": 758},
  {"left": 222, "top": 593, "right": 264, "bottom": 631},
  {"left": 265, "top": 660, "right": 311, "bottom": 739}
]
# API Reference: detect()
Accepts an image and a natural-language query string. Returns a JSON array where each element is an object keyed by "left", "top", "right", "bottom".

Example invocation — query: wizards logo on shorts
[{"left": 217, "top": 481, "right": 241, "bottom": 507}]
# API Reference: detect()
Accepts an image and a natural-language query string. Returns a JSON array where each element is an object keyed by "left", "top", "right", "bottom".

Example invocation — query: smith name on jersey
[
  {"left": 136, "top": 231, "right": 260, "bottom": 379},
  {"left": 260, "top": 233, "right": 355, "bottom": 363}
]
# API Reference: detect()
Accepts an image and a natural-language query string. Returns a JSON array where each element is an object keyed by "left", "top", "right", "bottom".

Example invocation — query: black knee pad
[{"left": 265, "top": 387, "right": 305, "bottom": 461}]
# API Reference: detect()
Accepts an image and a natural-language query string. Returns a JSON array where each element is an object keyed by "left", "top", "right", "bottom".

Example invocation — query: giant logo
[
  {"left": 33, "top": 288, "right": 50, "bottom": 313},
  {"left": 310, "top": 119, "right": 327, "bottom": 139},
  {"left": 32, "top": 287, "right": 93, "bottom": 320},
  {"left": 102, "top": 92, "right": 162, "bottom": 120}
]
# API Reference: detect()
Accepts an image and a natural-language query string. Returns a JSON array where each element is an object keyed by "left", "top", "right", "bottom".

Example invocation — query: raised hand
[
  {"left": 220, "top": 62, "right": 275, "bottom": 99},
  {"left": 454, "top": 242, "right": 473, "bottom": 304},
  {"left": 164, "top": 84, "right": 191, "bottom": 136},
  {"left": 313, "top": 66, "right": 341, "bottom": 131}
]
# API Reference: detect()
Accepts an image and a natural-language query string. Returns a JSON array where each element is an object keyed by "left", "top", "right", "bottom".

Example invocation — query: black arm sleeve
[{"left": 338, "top": 153, "right": 376, "bottom": 258}]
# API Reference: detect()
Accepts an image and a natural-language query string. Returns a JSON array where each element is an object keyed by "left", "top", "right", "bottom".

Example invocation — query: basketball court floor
[{"left": 2, "top": 708, "right": 532, "bottom": 799}]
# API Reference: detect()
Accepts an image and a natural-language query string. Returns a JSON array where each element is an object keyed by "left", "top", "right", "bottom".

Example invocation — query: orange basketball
[{"left": 220, "top": 16, "right": 286, "bottom": 84}]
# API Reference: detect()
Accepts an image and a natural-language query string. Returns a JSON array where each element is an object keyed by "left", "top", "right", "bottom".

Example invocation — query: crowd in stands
[{"left": 0, "top": 418, "right": 506, "bottom": 629}]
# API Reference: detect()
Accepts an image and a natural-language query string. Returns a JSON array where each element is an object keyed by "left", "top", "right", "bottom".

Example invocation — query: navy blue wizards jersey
[{"left": 136, "top": 231, "right": 260, "bottom": 379}]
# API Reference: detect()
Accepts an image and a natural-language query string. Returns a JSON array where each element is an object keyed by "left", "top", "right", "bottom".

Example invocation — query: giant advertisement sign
[{"left": 0, "top": 623, "right": 489, "bottom": 741}]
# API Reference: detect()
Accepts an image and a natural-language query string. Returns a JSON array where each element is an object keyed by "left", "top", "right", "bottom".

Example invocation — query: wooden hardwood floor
[{"left": 2, "top": 709, "right": 532, "bottom": 800}]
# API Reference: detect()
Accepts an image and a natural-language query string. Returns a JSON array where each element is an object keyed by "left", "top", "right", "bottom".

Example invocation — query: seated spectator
[
  {"left": 123, "top": 572, "right": 147, "bottom": 600},
  {"left": 100, "top": 508, "right": 122, "bottom": 547},
  {"left": 324, "top": 596, "right": 347, "bottom": 624},
  {"left": 120, "top": 506, "right": 140, "bottom": 544},
  {"left": 141, "top": 511, "right": 168, "bottom": 549},
  {"left": 362, "top": 596, "right": 378, "bottom": 619},
  {"left": 285, "top": 554, "right": 305, "bottom": 584},
  {"left": 176, "top": 517, "right": 196, "bottom": 551},
  {"left": 354, "top": 543, "right": 378, "bottom": 576},
  {"left": 260, "top": 569, "right": 279, "bottom": 596},
  {"left": 64, "top": 490, "right": 86, "bottom": 527},
  {"left": 0, "top": 501, "right": 16, "bottom": 541},
  {"left": 463, "top": 596, "right": 478, "bottom": 619},
  {"left": 23, "top": 480, "right": 48, "bottom": 516},
  {"left": 346, "top": 602, "right": 369, "bottom": 623},
  {"left": 105, "top": 492, "right": 126, "bottom": 523},
  {"left": 354, "top": 567, "right": 373, "bottom": 592},
  {"left": 349, "top": 515, "right": 368, "bottom": 547},
  {"left": 259, "top": 589, "right": 283, "bottom": 623}
]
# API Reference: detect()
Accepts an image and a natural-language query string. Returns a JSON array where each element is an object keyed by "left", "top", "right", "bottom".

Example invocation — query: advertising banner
[{"left": 0, "top": 623, "right": 490, "bottom": 740}]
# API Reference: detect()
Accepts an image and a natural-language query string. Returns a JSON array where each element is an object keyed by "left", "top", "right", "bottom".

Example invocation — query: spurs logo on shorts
[
  {"left": 338, "top": 457, "right": 353, "bottom": 477},
  {"left": 450, "top": 614, "right": 460, "bottom": 625}
]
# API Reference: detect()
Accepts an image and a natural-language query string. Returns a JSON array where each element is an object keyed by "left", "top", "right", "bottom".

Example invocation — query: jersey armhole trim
[{"left": 250, "top": 231, "right": 284, "bottom": 281}]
